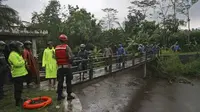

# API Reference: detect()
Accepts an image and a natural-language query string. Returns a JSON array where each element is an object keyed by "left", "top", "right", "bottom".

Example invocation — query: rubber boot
[
  {"left": 57, "top": 94, "right": 65, "bottom": 101},
  {"left": 67, "top": 94, "right": 75, "bottom": 101}
]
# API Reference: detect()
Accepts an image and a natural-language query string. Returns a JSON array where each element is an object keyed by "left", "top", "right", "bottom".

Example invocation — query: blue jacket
[{"left": 117, "top": 45, "right": 126, "bottom": 56}]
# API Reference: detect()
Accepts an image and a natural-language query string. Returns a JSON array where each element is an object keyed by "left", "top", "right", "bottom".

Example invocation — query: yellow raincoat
[
  {"left": 8, "top": 51, "right": 28, "bottom": 78},
  {"left": 42, "top": 47, "right": 57, "bottom": 78}
]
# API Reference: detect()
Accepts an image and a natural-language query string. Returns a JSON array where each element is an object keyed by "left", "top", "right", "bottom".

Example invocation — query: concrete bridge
[
  {"left": 38, "top": 54, "right": 155, "bottom": 112},
  {"left": 59, "top": 53, "right": 200, "bottom": 112}
]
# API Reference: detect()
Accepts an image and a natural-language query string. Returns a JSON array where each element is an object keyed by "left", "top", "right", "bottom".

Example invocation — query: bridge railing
[{"left": 38, "top": 51, "right": 158, "bottom": 84}]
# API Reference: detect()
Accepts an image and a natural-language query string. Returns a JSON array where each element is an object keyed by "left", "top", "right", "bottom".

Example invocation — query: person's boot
[
  {"left": 57, "top": 95, "right": 65, "bottom": 101},
  {"left": 67, "top": 94, "right": 75, "bottom": 100}
]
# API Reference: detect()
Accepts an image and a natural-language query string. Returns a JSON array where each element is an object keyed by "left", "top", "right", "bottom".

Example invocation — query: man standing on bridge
[
  {"left": 117, "top": 44, "right": 126, "bottom": 68},
  {"left": 55, "top": 34, "right": 75, "bottom": 101},
  {"left": 77, "top": 44, "right": 89, "bottom": 80}
]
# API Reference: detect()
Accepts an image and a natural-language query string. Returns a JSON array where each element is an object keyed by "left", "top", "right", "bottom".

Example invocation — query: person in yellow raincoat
[{"left": 42, "top": 41, "right": 57, "bottom": 87}]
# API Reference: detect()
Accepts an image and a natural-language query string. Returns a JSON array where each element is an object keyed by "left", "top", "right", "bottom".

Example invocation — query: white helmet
[{"left": 80, "top": 44, "right": 86, "bottom": 48}]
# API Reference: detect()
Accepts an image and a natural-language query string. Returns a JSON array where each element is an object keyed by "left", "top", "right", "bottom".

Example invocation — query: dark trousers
[
  {"left": 57, "top": 68, "right": 73, "bottom": 97},
  {"left": 104, "top": 58, "right": 110, "bottom": 71},
  {"left": 0, "top": 72, "right": 6, "bottom": 98},
  {"left": 26, "top": 71, "right": 38, "bottom": 85},
  {"left": 26, "top": 73, "right": 32, "bottom": 85},
  {"left": 13, "top": 76, "right": 25, "bottom": 104},
  {"left": 117, "top": 56, "right": 123, "bottom": 68}
]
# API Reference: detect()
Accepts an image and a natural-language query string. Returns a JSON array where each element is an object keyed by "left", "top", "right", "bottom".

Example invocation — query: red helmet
[{"left": 59, "top": 34, "right": 68, "bottom": 41}]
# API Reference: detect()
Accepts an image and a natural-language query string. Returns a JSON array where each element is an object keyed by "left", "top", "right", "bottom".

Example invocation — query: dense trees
[
  {"left": 0, "top": 0, "right": 20, "bottom": 27},
  {"left": 2, "top": 0, "right": 200, "bottom": 53}
]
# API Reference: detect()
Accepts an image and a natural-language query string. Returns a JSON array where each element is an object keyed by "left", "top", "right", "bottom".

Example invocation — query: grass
[
  {"left": 161, "top": 49, "right": 199, "bottom": 56},
  {"left": 0, "top": 87, "right": 64, "bottom": 112}
]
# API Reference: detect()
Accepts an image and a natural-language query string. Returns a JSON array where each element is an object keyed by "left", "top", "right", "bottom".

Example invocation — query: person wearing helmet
[
  {"left": 116, "top": 44, "right": 126, "bottom": 68},
  {"left": 55, "top": 34, "right": 75, "bottom": 101},
  {"left": 8, "top": 41, "right": 28, "bottom": 106},
  {"left": 42, "top": 41, "right": 57, "bottom": 87},
  {"left": 0, "top": 41, "right": 9, "bottom": 100},
  {"left": 77, "top": 44, "right": 89, "bottom": 79},
  {"left": 23, "top": 41, "right": 39, "bottom": 88}
]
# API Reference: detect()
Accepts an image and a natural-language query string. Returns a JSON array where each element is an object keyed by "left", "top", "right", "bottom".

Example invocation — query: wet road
[
  {"left": 135, "top": 80, "right": 200, "bottom": 112},
  {"left": 74, "top": 69, "right": 145, "bottom": 112}
]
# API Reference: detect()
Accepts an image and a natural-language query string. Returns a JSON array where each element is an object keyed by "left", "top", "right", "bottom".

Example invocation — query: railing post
[
  {"left": 143, "top": 51, "right": 147, "bottom": 78},
  {"left": 109, "top": 55, "right": 112, "bottom": 73},
  {"left": 122, "top": 55, "right": 125, "bottom": 68},
  {"left": 132, "top": 53, "right": 135, "bottom": 66},
  {"left": 89, "top": 56, "right": 93, "bottom": 80}
]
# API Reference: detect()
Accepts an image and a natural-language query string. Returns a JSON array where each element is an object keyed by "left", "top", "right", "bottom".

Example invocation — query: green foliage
[
  {"left": 184, "top": 58, "right": 200, "bottom": 76},
  {"left": 91, "top": 46, "right": 102, "bottom": 60},
  {"left": 26, "top": 0, "right": 200, "bottom": 56},
  {"left": 156, "top": 54, "right": 200, "bottom": 80},
  {"left": 157, "top": 54, "right": 184, "bottom": 77},
  {"left": 0, "top": 0, "right": 20, "bottom": 26},
  {"left": 64, "top": 5, "right": 102, "bottom": 47}
]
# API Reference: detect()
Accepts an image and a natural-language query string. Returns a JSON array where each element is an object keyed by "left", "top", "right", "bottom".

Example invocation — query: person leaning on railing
[
  {"left": 116, "top": 44, "right": 126, "bottom": 68},
  {"left": 77, "top": 44, "right": 89, "bottom": 79},
  {"left": 103, "top": 45, "right": 113, "bottom": 72}
]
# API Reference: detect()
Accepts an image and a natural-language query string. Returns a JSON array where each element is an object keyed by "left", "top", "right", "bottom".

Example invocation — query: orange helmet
[{"left": 59, "top": 34, "right": 68, "bottom": 41}]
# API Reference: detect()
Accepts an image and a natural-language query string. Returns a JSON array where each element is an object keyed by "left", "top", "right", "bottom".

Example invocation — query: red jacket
[{"left": 23, "top": 49, "right": 39, "bottom": 76}]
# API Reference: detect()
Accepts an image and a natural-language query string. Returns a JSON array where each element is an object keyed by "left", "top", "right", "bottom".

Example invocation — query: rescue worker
[
  {"left": 117, "top": 44, "right": 126, "bottom": 68},
  {"left": 42, "top": 41, "right": 57, "bottom": 87},
  {"left": 8, "top": 41, "right": 28, "bottom": 106},
  {"left": 77, "top": 44, "right": 89, "bottom": 79},
  {"left": 0, "top": 41, "right": 9, "bottom": 100},
  {"left": 55, "top": 34, "right": 75, "bottom": 101},
  {"left": 23, "top": 41, "right": 39, "bottom": 87},
  {"left": 103, "top": 45, "right": 113, "bottom": 72}
]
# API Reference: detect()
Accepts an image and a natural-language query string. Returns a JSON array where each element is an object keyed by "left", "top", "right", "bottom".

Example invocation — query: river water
[{"left": 73, "top": 68, "right": 200, "bottom": 112}]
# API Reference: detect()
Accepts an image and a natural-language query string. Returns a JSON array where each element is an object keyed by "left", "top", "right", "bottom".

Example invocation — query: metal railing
[{"left": 38, "top": 52, "right": 158, "bottom": 84}]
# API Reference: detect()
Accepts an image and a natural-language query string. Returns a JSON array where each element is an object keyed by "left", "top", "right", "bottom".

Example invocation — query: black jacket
[
  {"left": 77, "top": 50, "right": 89, "bottom": 60},
  {"left": 0, "top": 52, "right": 8, "bottom": 74}
]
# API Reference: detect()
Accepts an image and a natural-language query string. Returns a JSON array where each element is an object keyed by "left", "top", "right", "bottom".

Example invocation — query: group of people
[
  {"left": 0, "top": 33, "right": 129, "bottom": 107},
  {"left": 0, "top": 34, "right": 75, "bottom": 107},
  {"left": 138, "top": 43, "right": 160, "bottom": 56},
  {"left": 103, "top": 44, "right": 126, "bottom": 69}
]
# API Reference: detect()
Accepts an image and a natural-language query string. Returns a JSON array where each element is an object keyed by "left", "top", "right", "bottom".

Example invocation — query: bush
[
  {"left": 156, "top": 54, "right": 184, "bottom": 79},
  {"left": 155, "top": 53, "right": 200, "bottom": 80},
  {"left": 183, "top": 58, "right": 200, "bottom": 76}
]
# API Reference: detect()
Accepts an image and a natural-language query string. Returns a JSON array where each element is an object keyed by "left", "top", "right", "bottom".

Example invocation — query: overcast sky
[{"left": 3, "top": 0, "right": 200, "bottom": 28}]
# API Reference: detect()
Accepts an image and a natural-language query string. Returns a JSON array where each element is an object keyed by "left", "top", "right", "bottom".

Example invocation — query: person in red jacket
[
  {"left": 55, "top": 34, "right": 75, "bottom": 101},
  {"left": 23, "top": 41, "right": 39, "bottom": 87}
]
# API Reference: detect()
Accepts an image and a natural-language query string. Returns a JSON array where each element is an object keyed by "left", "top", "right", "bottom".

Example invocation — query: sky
[{"left": 3, "top": 0, "right": 200, "bottom": 29}]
